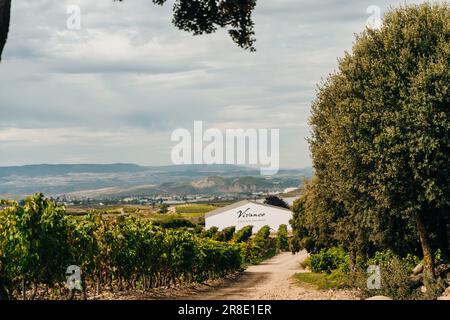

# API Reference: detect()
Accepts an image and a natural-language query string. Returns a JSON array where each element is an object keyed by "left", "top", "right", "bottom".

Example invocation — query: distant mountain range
[
  {"left": 0, "top": 164, "right": 313, "bottom": 200},
  {"left": 0, "top": 163, "right": 258, "bottom": 177},
  {"left": 0, "top": 163, "right": 146, "bottom": 177}
]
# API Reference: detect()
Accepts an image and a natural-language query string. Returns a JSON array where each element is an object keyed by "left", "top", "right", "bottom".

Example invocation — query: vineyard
[{"left": 0, "top": 193, "right": 286, "bottom": 300}]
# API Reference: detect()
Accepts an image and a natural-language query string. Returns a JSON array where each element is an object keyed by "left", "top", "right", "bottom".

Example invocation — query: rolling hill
[{"left": 0, "top": 164, "right": 313, "bottom": 199}]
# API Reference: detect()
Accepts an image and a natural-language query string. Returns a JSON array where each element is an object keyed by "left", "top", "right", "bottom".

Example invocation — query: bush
[
  {"left": 193, "top": 225, "right": 204, "bottom": 234},
  {"left": 239, "top": 241, "right": 257, "bottom": 264},
  {"left": 356, "top": 250, "right": 448, "bottom": 300},
  {"left": 307, "top": 247, "right": 349, "bottom": 274},
  {"left": 153, "top": 218, "right": 195, "bottom": 229},
  {"left": 233, "top": 225, "right": 253, "bottom": 243},
  {"left": 253, "top": 226, "right": 275, "bottom": 259},
  {"left": 276, "top": 224, "right": 289, "bottom": 252},
  {"left": 289, "top": 236, "right": 302, "bottom": 254},
  {"left": 368, "top": 250, "right": 420, "bottom": 273},
  {"left": 239, "top": 226, "right": 277, "bottom": 264},
  {"left": 158, "top": 203, "right": 169, "bottom": 214},
  {"left": 264, "top": 196, "right": 289, "bottom": 209},
  {"left": 357, "top": 254, "right": 420, "bottom": 300},
  {"left": 216, "top": 226, "right": 236, "bottom": 242},
  {"left": 201, "top": 226, "right": 219, "bottom": 239},
  {"left": 196, "top": 216, "right": 205, "bottom": 227}
]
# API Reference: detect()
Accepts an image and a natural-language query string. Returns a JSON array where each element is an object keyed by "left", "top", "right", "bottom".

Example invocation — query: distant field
[
  {"left": 175, "top": 204, "right": 217, "bottom": 214},
  {"left": 278, "top": 188, "right": 302, "bottom": 198},
  {"left": 66, "top": 205, "right": 153, "bottom": 216},
  {"left": 65, "top": 202, "right": 224, "bottom": 224}
]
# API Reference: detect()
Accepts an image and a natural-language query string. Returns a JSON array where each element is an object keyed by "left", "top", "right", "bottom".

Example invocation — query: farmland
[
  {"left": 65, "top": 203, "right": 227, "bottom": 225},
  {"left": 0, "top": 193, "right": 287, "bottom": 300}
]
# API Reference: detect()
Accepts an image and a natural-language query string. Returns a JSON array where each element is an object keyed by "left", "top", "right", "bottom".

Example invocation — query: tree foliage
[
  {"left": 233, "top": 225, "right": 253, "bottom": 243},
  {"left": 291, "top": 3, "right": 450, "bottom": 279},
  {"left": 276, "top": 224, "right": 289, "bottom": 252},
  {"left": 0, "top": 0, "right": 257, "bottom": 61},
  {"left": 215, "top": 226, "right": 236, "bottom": 242},
  {"left": 240, "top": 225, "right": 275, "bottom": 263},
  {"left": 148, "top": 0, "right": 257, "bottom": 51},
  {"left": 290, "top": 179, "right": 339, "bottom": 254},
  {"left": 264, "top": 195, "right": 290, "bottom": 209}
]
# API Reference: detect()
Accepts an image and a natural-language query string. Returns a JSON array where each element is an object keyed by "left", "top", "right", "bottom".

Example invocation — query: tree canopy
[
  {"left": 264, "top": 195, "right": 290, "bottom": 209},
  {"left": 142, "top": 0, "right": 257, "bottom": 51},
  {"left": 291, "top": 3, "right": 449, "bottom": 280},
  {"left": 0, "top": 0, "right": 257, "bottom": 61}
]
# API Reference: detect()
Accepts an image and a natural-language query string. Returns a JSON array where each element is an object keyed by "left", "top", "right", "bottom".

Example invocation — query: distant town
[{"left": 54, "top": 187, "right": 300, "bottom": 207}]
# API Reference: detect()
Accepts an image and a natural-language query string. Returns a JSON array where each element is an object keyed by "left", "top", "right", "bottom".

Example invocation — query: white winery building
[{"left": 205, "top": 200, "right": 292, "bottom": 233}]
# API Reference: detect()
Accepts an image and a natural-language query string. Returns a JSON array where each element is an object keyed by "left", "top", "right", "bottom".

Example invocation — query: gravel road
[
  {"left": 98, "top": 251, "right": 357, "bottom": 300},
  {"left": 174, "top": 251, "right": 357, "bottom": 300}
]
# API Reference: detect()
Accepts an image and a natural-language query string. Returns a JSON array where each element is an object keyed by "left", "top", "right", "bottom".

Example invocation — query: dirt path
[
  {"left": 98, "top": 251, "right": 357, "bottom": 300},
  {"left": 173, "top": 251, "right": 357, "bottom": 300}
]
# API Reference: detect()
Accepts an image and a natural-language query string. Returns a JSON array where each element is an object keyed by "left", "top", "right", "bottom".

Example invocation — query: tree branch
[{"left": 0, "top": 0, "right": 11, "bottom": 61}]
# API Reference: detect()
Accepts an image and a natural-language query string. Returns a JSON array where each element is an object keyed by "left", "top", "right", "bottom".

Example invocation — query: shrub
[
  {"left": 276, "top": 224, "right": 289, "bottom": 252},
  {"left": 357, "top": 254, "right": 420, "bottom": 300},
  {"left": 239, "top": 226, "right": 277, "bottom": 264},
  {"left": 263, "top": 196, "right": 289, "bottom": 209},
  {"left": 253, "top": 226, "right": 275, "bottom": 259},
  {"left": 158, "top": 203, "right": 169, "bottom": 214},
  {"left": 216, "top": 226, "right": 236, "bottom": 242},
  {"left": 356, "top": 250, "right": 445, "bottom": 300},
  {"left": 239, "top": 241, "right": 257, "bottom": 264},
  {"left": 201, "top": 226, "right": 219, "bottom": 239},
  {"left": 289, "top": 236, "right": 302, "bottom": 254},
  {"left": 368, "top": 250, "right": 420, "bottom": 273},
  {"left": 233, "top": 225, "right": 253, "bottom": 243},
  {"left": 196, "top": 216, "right": 205, "bottom": 227},
  {"left": 308, "top": 247, "right": 349, "bottom": 274},
  {"left": 153, "top": 217, "right": 195, "bottom": 229},
  {"left": 193, "top": 225, "right": 204, "bottom": 234}
]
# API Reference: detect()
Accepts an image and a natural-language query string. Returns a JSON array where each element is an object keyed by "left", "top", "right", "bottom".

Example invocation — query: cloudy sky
[{"left": 0, "top": 0, "right": 432, "bottom": 168}]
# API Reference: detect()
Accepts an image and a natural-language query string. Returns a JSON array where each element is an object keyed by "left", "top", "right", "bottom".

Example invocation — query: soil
[{"left": 94, "top": 251, "right": 359, "bottom": 300}]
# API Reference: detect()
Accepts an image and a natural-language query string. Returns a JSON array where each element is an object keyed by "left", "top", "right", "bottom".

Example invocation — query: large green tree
[
  {"left": 0, "top": 0, "right": 257, "bottom": 61},
  {"left": 303, "top": 3, "right": 449, "bottom": 279},
  {"left": 290, "top": 179, "right": 339, "bottom": 254}
]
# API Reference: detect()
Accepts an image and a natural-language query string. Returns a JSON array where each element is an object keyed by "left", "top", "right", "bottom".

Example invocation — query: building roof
[{"left": 205, "top": 200, "right": 292, "bottom": 218}]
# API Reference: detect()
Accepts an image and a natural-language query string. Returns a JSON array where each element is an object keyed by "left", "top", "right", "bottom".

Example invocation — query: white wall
[{"left": 205, "top": 202, "right": 292, "bottom": 233}]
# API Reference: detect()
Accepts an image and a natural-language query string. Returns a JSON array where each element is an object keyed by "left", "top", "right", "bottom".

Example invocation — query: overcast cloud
[{"left": 0, "top": 0, "right": 434, "bottom": 168}]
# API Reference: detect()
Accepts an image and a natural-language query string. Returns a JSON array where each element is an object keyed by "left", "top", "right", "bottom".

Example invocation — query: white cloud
[{"left": 0, "top": 0, "right": 437, "bottom": 168}]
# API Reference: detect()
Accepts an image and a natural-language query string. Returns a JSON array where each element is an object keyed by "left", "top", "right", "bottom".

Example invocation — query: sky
[{"left": 0, "top": 0, "right": 433, "bottom": 168}]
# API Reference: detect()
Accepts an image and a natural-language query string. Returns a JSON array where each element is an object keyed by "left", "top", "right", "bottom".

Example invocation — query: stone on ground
[{"left": 366, "top": 296, "right": 393, "bottom": 300}]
